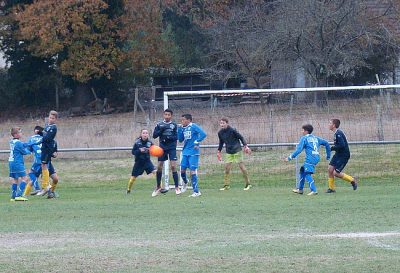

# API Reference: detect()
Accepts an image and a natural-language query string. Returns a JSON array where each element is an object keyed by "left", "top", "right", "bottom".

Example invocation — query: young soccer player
[
  {"left": 285, "top": 124, "right": 331, "bottom": 196},
  {"left": 25, "top": 126, "right": 44, "bottom": 195},
  {"left": 36, "top": 110, "right": 59, "bottom": 198},
  {"left": 153, "top": 108, "right": 180, "bottom": 195},
  {"left": 8, "top": 127, "right": 32, "bottom": 201},
  {"left": 178, "top": 114, "right": 207, "bottom": 197},
  {"left": 217, "top": 118, "right": 252, "bottom": 191},
  {"left": 326, "top": 119, "right": 358, "bottom": 193},
  {"left": 127, "top": 129, "right": 158, "bottom": 196}
]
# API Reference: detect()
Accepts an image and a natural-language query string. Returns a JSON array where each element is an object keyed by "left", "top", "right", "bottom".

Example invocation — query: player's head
[
  {"left": 48, "top": 110, "right": 58, "bottom": 125},
  {"left": 181, "top": 114, "right": 192, "bottom": 127},
  {"left": 302, "top": 124, "right": 313, "bottom": 134},
  {"left": 10, "top": 127, "right": 22, "bottom": 138},
  {"left": 34, "top": 125, "right": 44, "bottom": 135},
  {"left": 163, "top": 108, "right": 173, "bottom": 122},
  {"left": 140, "top": 129, "right": 149, "bottom": 140},
  {"left": 330, "top": 119, "right": 340, "bottom": 130},
  {"left": 219, "top": 118, "right": 229, "bottom": 129}
]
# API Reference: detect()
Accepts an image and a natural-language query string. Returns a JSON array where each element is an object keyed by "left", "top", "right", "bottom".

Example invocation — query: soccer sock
[
  {"left": 191, "top": 174, "right": 198, "bottom": 193},
  {"left": 11, "top": 184, "right": 17, "bottom": 199},
  {"left": 24, "top": 183, "right": 32, "bottom": 196},
  {"left": 156, "top": 171, "right": 162, "bottom": 184},
  {"left": 181, "top": 172, "right": 188, "bottom": 184},
  {"left": 172, "top": 172, "right": 179, "bottom": 188},
  {"left": 223, "top": 173, "right": 230, "bottom": 186},
  {"left": 51, "top": 180, "right": 58, "bottom": 192},
  {"left": 17, "top": 181, "right": 26, "bottom": 197},
  {"left": 242, "top": 170, "right": 250, "bottom": 186},
  {"left": 127, "top": 177, "right": 136, "bottom": 191},
  {"left": 342, "top": 173, "right": 354, "bottom": 183},
  {"left": 328, "top": 177, "right": 335, "bottom": 190},
  {"left": 305, "top": 174, "right": 316, "bottom": 192},
  {"left": 42, "top": 169, "right": 50, "bottom": 189}
]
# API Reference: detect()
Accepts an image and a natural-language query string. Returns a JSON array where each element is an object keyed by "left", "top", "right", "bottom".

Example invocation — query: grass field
[{"left": 1, "top": 149, "right": 399, "bottom": 273}]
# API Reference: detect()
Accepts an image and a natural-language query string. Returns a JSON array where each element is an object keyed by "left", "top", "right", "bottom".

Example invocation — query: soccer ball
[{"left": 149, "top": 145, "right": 164, "bottom": 157}]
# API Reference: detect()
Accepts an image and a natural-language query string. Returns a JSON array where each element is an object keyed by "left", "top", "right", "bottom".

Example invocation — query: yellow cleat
[
  {"left": 10, "top": 199, "right": 15, "bottom": 202},
  {"left": 15, "top": 196, "right": 28, "bottom": 201}
]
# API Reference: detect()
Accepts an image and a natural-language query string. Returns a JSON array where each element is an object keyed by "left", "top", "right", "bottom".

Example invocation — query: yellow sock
[
  {"left": 51, "top": 181, "right": 58, "bottom": 192},
  {"left": 128, "top": 177, "right": 136, "bottom": 191},
  {"left": 342, "top": 173, "right": 354, "bottom": 183},
  {"left": 42, "top": 169, "right": 49, "bottom": 188},
  {"left": 328, "top": 177, "right": 335, "bottom": 190},
  {"left": 24, "top": 183, "right": 32, "bottom": 196},
  {"left": 224, "top": 173, "right": 230, "bottom": 186}
]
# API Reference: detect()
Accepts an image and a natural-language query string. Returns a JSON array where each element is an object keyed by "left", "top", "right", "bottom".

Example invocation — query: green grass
[{"left": 0, "top": 153, "right": 399, "bottom": 273}]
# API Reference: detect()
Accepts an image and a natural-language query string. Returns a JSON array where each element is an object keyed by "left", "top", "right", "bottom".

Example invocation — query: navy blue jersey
[
  {"left": 42, "top": 124, "right": 57, "bottom": 152},
  {"left": 218, "top": 126, "right": 247, "bottom": 154},
  {"left": 132, "top": 137, "right": 153, "bottom": 162},
  {"left": 153, "top": 120, "right": 178, "bottom": 149},
  {"left": 331, "top": 129, "right": 350, "bottom": 158}
]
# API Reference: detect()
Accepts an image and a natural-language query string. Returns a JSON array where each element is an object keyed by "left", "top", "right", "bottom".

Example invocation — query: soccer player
[
  {"left": 326, "top": 119, "right": 358, "bottom": 193},
  {"left": 217, "top": 118, "right": 252, "bottom": 191},
  {"left": 8, "top": 127, "right": 32, "bottom": 201},
  {"left": 127, "top": 129, "right": 158, "bottom": 196},
  {"left": 36, "top": 110, "right": 59, "bottom": 198},
  {"left": 152, "top": 108, "right": 180, "bottom": 195},
  {"left": 178, "top": 114, "right": 207, "bottom": 197},
  {"left": 285, "top": 124, "right": 331, "bottom": 196}
]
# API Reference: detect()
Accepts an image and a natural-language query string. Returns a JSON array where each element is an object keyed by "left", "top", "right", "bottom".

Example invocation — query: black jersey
[
  {"left": 132, "top": 137, "right": 153, "bottom": 162},
  {"left": 41, "top": 124, "right": 57, "bottom": 152},
  {"left": 218, "top": 126, "right": 247, "bottom": 154},
  {"left": 331, "top": 129, "right": 350, "bottom": 158},
  {"left": 153, "top": 120, "right": 178, "bottom": 149}
]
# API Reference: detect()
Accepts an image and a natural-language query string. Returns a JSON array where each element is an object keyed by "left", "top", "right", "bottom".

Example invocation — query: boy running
[
  {"left": 326, "top": 119, "right": 358, "bottom": 193},
  {"left": 217, "top": 118, "right": 252, "bottom": 191},
  {"left": 285, "top": 124, "right": 331, "bottom": 195}
]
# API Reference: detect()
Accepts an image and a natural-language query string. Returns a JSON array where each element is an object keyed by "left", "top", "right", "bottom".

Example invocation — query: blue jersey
[
  {"left": 28, "top": 134, "right": 43, "bottom": 165},
  {"left": 288, "top": 134, "right": 331, "bottom": 166},
  {"left": 153, "top": 120, "right": 178, "bottom": 150},
  {"left": 42, "top": 123, "right": 57, "bottom": 151},
  {"left": 8, "top": 139, "right": 31, "bottom": 173},
  {"left": 178, "top": 123, "right": 207, "bottom": 156}
]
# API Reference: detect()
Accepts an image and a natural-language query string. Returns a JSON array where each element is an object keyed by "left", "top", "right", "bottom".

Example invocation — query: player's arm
[
  {"left": 132, "top": 142, "right": 141, "bottom": 156},
  {"left": 331, "top": 132, "right": 345, "bottom": 151},
  {"left": 194, "top": 124, "right": 207, "bottom": 145},
  {"left": 287, "top": 137, "right": 305, "bottom": 161},
  {"left": 18, "top": 142, "right": 32, "bottom": 155},
  {"left": 217, "top": 132, "right": 224, "bottom": 161},
  {"left": 319, "top": 137, "right": 331, "bottom": 160},
  {"left": 153, "top": 123, "right": 161, "bottom": 139},
  {"left": 233, "top": 129, "right": 251, "bottom": 154},
  {"left": 42, "top": 126, "right": 57, "bottom": 142},
  {"left": 177, "top": 126, "right": 184, "bottom": 142}
]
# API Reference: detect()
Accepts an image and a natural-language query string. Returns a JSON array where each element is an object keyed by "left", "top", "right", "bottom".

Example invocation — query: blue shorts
[
  {"left": 9, "top": 171, "right": 27, "bottom": 179},
  {"left": 158, "top": 148, "right": 177, "bottom": 162},
  {"left": 329, "top": 155, "right": 349, "bottom": 173},
  {"left": 181, "top": 155, "right": 199, "bottom": 171},
  {"left": 300, "top": 162, "right": 316, "bottom": 174},
  {"left": 30, "top": 162, "right": 56, "bottom": 176},
  {"left": 132, "top": 160, "right": 155, "bottom": 177}
]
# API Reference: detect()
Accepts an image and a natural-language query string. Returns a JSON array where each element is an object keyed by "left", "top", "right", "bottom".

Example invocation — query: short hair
[
  {"left": 182, "top": 114, "right": 192, "bottom": 121},
  {"left": 34, "top": 125, "right": 44, "bottom": 133},
  {"left": 10, "top": 127, "right": 21, "bottom": 137},
  {"left": 164, "top": 108, "right": 173, "bottom": 115},
  {"left": 49, "top": 110, "right": 58, "bottom": 118},
  {"left": 331, "top": 119, "right": 340, "bottom": 128},
  {"left": 302, "top": 124, "right": 313, "bottom": 134},
  {"left": 220, "top": 118, "right": 229, "bottom": 123}
]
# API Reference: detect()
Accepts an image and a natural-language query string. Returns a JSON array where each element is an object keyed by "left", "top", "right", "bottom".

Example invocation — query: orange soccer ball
[{"left": 149, "top": 145, "right": 164, "bottom": 157}]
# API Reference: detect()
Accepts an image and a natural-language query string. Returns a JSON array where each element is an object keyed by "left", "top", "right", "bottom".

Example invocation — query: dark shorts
[
  {"left": 41, "top": 149, "right": 53, "bottom": 164},
  {"left": 329, "top": 155, "right": 349, "bottom": 173},
  {"left": 158, "top": 148, "right": 177, "bottom": 162},
  {"left": 132, "top": 160, "right": 155, "bottom": 177},
  {"left": 30, "top": 162, "right": 56, "bottom": 176}
]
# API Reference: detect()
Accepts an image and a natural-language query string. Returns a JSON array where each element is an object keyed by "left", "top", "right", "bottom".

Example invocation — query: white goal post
[{"left": 161, "top": 84, "right": 400, "bottom": 189}]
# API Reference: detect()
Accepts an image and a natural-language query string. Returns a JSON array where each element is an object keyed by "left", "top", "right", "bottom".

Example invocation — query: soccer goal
[{"left": 162, "top": 84, "right": 400, "bottom": 189}]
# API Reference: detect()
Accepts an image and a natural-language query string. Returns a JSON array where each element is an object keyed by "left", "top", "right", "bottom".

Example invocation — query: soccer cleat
[
  {"left": 47, "top": 191, "right": 56, "bottom": 199},
  {"left": 15, "top": 196, "right": 28, "bottom": 201},
  {"left": 243, "top": 184, "right": 252, "bottom": 191},
  {"left": 30, "top": 189, "right": 41, "bottom": 196},
  {"left": 175, "top": 188, "right": 181, "bottom": 195},
  {"left": 351, "top": 177, "right": 358, "bottom": 190},
  {"left": 181, "top": 183, "right": 188, "bottom": 193},
  {"left": 325, "top": 188, "right": 336, "bottom": 193},
  {"left": 219, "top": 185, "right": 230, "bottom": 191},
  {"left": 160, "top": 188, "right": 169, "bottom": 194},
  {"left": 151, "top": 188, "right": 161, "bottom": 197},
  {"left": 307, "top": 191, "right": 318, "bottom": 196},
  {"left": 292, "top": 189, "right": 303, "bottom": 194},
  {"left": 126, "top": 190, "right": 131, "bottom": 194},
  {"left": 36, "top": 185, "right": 51, "bottom": 197},
  {"left": 10, "top": 199, "right": 15, "bottom": 202},
  {"left": 189, "top": 192, "right": 202, "bottom": 197}
]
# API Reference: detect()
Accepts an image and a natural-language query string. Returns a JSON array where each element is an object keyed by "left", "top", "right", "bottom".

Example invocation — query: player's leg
[
  {"left": 333, "top": 158, "right": 358, "bottom": 190},
  {"left": 156, "top": 159, "right": 164, "bottom": 189},
  {"left": 10, "top": 176, "right": 18, "bottom": 201},
  {"left": 220, "top": 162, "right": 232, "bottom": 190},
  {"left": 39, "top": 150, "right": 51, "bottom": 195},
  {"left": 293, "top": 166, "right": 305, "bottom": 194},
  {"left": 15, "top": 175, "right": 29, "bottom": 201},
  {"left": 128, "top": 162, "right": 142, "bottom": 194},
  {"left": 326, "top": 165, "right": 336, "bottom": 193},
  {"left": 305, "top": 173, "right": 318, "bottom": 195},
  {"left": 169, "top": 149, "right": 179, "bottom": 190},
  {"left": 188, "top": 155, "right": 201, "bottom": 197},
  {"left": 238, "top": 161, "right": 251, "bottom": 190},
  {"left": 47, "top": 164, "right": 58, "bottom": 198}
]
